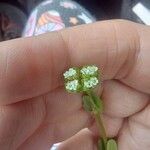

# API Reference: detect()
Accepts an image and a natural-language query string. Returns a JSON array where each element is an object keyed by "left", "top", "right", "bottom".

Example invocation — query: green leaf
[
  {"left": 82, "top": 95, "right": 93, "bottom": 112},
  {"left": 106, "top": 139, "right": 118, "bottom": 150},
  {"left": 98, "top": 139, "right": 105, "bottom": 150},
  {"left": 91, "top": 92, "right": 103, "bottom": 113}
]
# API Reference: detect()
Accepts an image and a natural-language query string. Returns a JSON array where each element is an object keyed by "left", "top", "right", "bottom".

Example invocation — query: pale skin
[{"left": 0, "top": 20, "right": 149, "bottom": 150}]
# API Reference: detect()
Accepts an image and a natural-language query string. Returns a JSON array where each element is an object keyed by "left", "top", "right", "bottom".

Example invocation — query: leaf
[
  {"left": 106, "top": 139, "right": 118, "bottom": 150},
  {"left": 82, "top": 95, "right": 93, "bottom": 112},
  {"left": 91, "top": 92, "right": 103, "bottom": 113},
  {"left": 98, "top": 139, "right": 105, "bottom": 150}
]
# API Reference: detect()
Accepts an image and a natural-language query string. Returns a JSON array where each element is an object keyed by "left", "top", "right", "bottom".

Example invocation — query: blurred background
[
  {"left": 0, "top": 0, "right": 150, "bottom": 41},
  {"left": 0, "top": 0, "right": 149, "bottom": 20}
]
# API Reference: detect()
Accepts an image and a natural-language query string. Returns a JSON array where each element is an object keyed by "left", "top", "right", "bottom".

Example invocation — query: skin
[{"left": 0, "top": 20, "right": 149, "bottom": 150}]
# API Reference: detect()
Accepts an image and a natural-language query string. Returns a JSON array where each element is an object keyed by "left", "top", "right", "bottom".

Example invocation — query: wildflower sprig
[
  {"left": 64, "top": 65, "right": 99, "bottom": 92},
  {"left": 63, "top": 65, "right": 117, "bottom": 150}
]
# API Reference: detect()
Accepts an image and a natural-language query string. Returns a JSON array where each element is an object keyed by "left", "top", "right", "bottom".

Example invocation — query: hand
[{"left": 0, "top": 20, "right": 149, "bottom": 150}]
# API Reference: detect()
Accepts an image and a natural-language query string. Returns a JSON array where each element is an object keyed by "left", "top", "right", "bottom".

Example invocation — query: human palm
[{"left": 0, "top": 20, "right": 149, "bottom": 150}]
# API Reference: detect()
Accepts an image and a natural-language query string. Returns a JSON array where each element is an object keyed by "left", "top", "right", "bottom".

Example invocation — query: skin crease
[{"left": 0, "top": 20, "right": 149, "bottom": 150}]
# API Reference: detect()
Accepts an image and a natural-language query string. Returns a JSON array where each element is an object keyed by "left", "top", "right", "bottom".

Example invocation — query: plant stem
[
  {"left": 94, "top": 112, "right": 107, "bottom": 149},
  {"left": 86, "top": 90, "right": 107, "bottom": 149}
]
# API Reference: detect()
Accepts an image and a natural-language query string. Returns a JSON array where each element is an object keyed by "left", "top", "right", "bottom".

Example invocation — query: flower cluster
[{"left": 63, "top": 65, "right": 99, "bottom": 92}]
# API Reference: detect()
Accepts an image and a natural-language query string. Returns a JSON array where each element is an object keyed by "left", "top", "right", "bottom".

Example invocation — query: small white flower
[
  {"left": 63, "top": 68, "right": 77, "bottom": 79},
  {"left": 81, "top": 66, "right": 98, "bottom": 76},
  {"left": 83, "top": 77, "right": 99, "bottom": 89},
  {"left": 64, "top": 65, "right": 99, "bottom": 92},
  {"left": 66, "top": 80, "right": 79, "bottom": 91}
]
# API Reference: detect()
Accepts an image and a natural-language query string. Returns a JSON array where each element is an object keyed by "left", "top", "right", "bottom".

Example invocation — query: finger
[
  {"left": 17, "top": 88, "right": 92, "bottom": 150},
  {"left": 0, "top": 32, "right": 67, "bottom": 105},
  {"left": 90, "top": 114, "right": 123, "bottom": 138},
  {"left": 0, "top": 19, "right": 146, "bottom": 105},
  {"left": 0, "top": 88, "right": 91, "bottom": 150},
  {"left": 102, "top": 80, "right": 149, "bottom": 118},
  {"left": 57, "top": 129, "right": 97, "bottom": 150},
  {"left": 0, "top": 97, "right": 46, "bottom": 150},
  {"left": 90, "top": 80, "right": 148, "bottom": 138},
  {"left": 18, "top": 111, "right": 90, "bottom": 150},
  {"left": 118, "top": 103, "right": 150, "bottom": 150},
  {"left": 44, "top": 87, "right": 83, "bottom": 123},
  {"left": 121, "top": 24, "right": 150, "bottom": 94}
]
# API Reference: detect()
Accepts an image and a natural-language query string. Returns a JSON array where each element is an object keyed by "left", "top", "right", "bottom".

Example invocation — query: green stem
[
  {"left": 86, "top": 90, "right": 107, "bottom": 149},
  {"left": 94, "top": 112, "right": 107, "bottom": 149}
]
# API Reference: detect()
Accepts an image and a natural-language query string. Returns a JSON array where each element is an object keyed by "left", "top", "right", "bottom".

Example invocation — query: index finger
[{"left": 0, "top": 20, "right": 148, "bottom": 105}]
